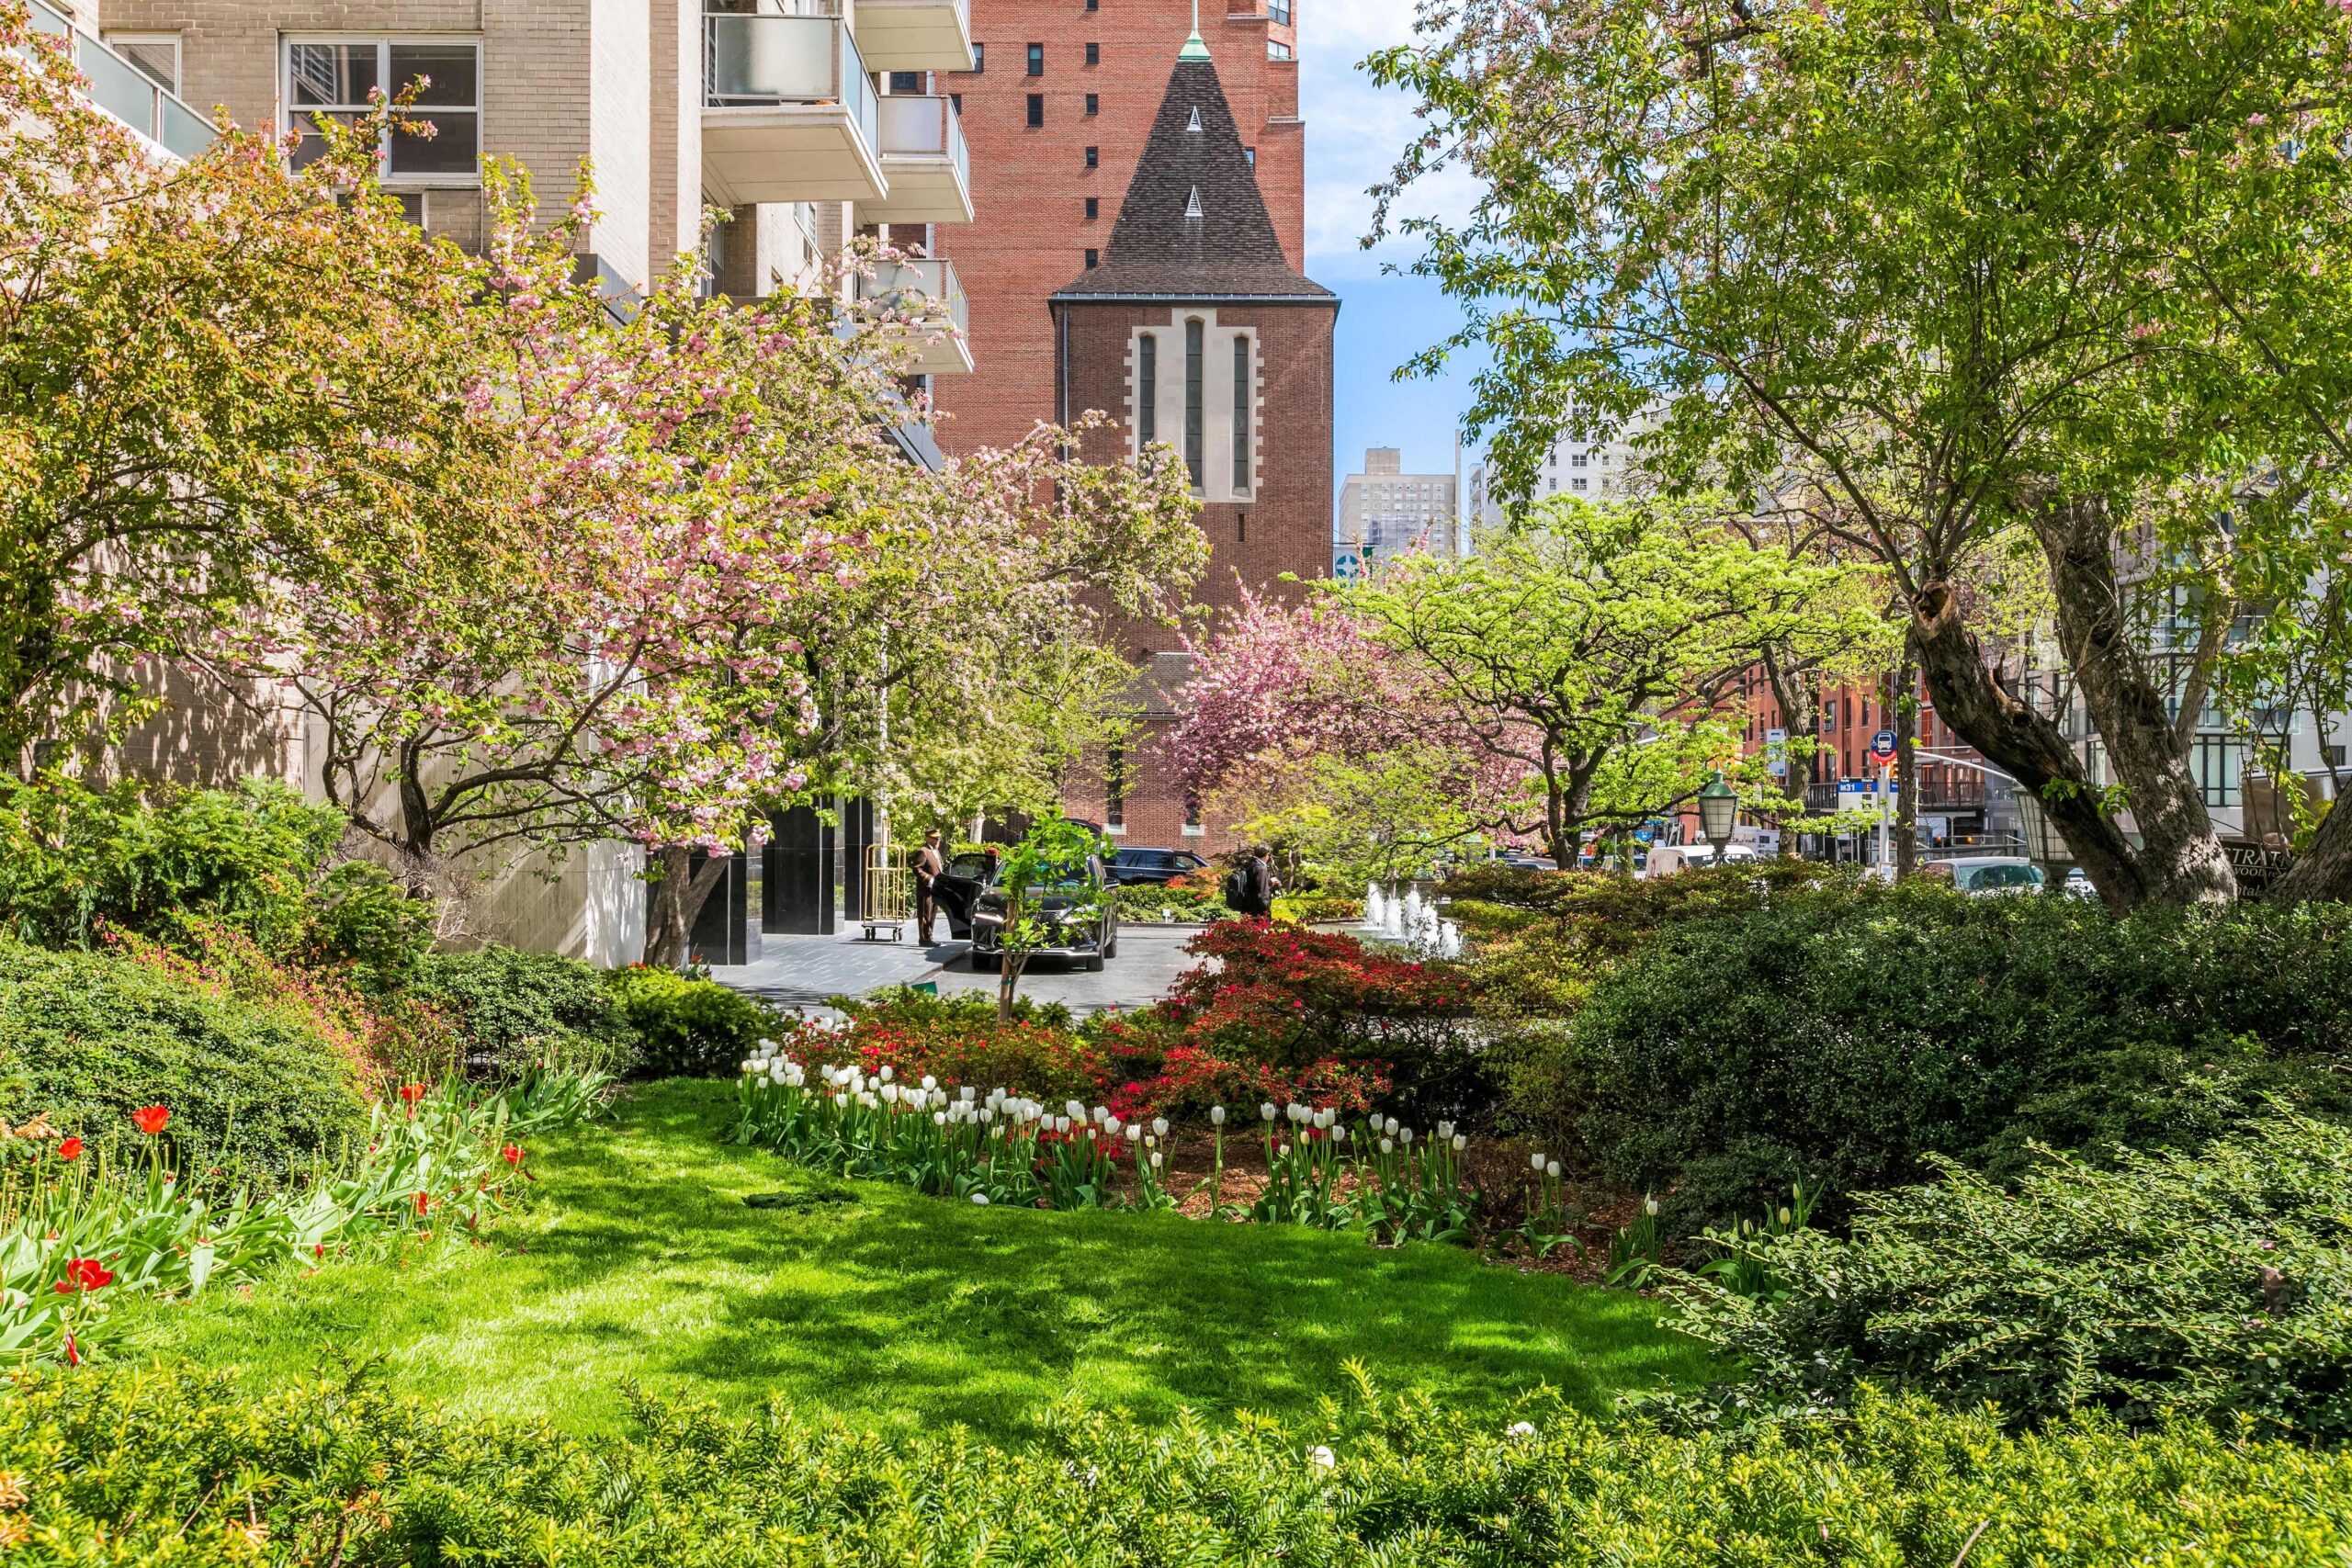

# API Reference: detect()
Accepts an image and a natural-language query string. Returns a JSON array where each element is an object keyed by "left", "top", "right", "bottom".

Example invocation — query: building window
[
  {"left": 1085, "top": 92, "right": 1100, "bottom": 115},
  {"left": 888, "top": 70, "right": 922, "bottom": 93},
  {"left": 950, "top": 92, "right": 961, "bottom": 111},
  {"left": 286, "top": 38, "right": 481, "bottom": 180},
  {"left": 1086, "top": 41, "right": 1101, "bottom": 65},
  {"left": 1244, "top": 146, "right": 1255, "bottom": 166},
  {"left": 1238, "top": 512, "right": 1247, "bottom": 543},
  {"left": 1183, "top": 789, "right": 1203, "bottom": 834},
  {"left": 1084, "top": 248, "right": 1098, "bottom": 268},
  {"left": 1025, "top": 94, "right": 1044, "bottom": 127},
  {"left": 972, "top": 42, "right": 985, "bottom": 72},
  {"left": 2192, "top": 734, "right": 2247, "bottom": 808},
  {"left": 1183, "top": 317, "right": 1205, "bottom": 488},
  {"left": 1105, "top": 748, "right": 1125, "bottom": 829},
  {"left": 1026, "top": 42, "right": 1044, "bottom": 75},
  {"left": 1267, "top": 39, "right": 1293, "bottom": 60},
  {"left": 1138, "top": 333, "right": 1157, "bottom": 445},
  {"left": 1085, "top": 196, "right": 1100, "bottom": 220},
  {"left": 1269, "top": 0, "right": 1293, "bottom": 20},
  {"left": 1231, "top": 336, "right": 1250, "bottom": 491},
  {"left": 1085, "top": 145, "right": 1099, "bottom": 168},
  {"left": 1572, "top": 451, "right": 1589, "bottom": 468},
  {"left": 109, "top": 32, "right": 180, "bottom": 93}
]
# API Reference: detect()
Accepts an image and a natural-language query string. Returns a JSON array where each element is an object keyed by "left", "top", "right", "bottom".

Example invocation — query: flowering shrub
[
  {"left": 0, "top": 1066, "right": 609, "bottom": 1367},
  {"left": 604, "top": 964, "right": 778, "bottom": 1077},
  {"left": 13, "top": 1369, "right": 2346, "bottom": 1565}
]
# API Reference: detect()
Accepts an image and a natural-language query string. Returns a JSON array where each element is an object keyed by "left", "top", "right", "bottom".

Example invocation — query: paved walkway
[{"left": 711, "top": 922, "right": 1207, "bottom": 1018}]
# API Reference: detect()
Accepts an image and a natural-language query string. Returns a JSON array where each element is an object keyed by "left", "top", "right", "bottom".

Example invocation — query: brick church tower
[{"left": 1049, "top": 21, "right": 1338, "bottom": 847}]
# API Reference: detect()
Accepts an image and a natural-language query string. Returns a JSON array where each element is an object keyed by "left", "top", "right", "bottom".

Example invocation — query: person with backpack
[{"left": 1222, "top": 845, "right": 1279, "bottom": 919}]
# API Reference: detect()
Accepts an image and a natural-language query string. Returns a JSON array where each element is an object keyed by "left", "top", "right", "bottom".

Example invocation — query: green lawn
[{"left": 118, "top": 1079, "right": 1715, "bottom": 1441}]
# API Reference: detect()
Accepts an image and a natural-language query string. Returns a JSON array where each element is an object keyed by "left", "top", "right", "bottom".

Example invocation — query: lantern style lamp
[{"left": 1698, "top": 773, "right": 1738, "bottom": 864}]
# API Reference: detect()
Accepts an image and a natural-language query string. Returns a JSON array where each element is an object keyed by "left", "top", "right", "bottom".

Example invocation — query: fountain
[
  {"left": 1381, "top": 886, "right": 1407, "bottom": 941},
  {"left": 1439, "top": 919, "right": 1463, "bottom": 960},
  {"left": 1363, "top": 883, "right": 1385, "bottom": 932}
]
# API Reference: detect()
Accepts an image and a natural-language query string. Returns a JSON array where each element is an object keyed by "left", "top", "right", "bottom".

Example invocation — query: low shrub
[
  {"left": 1656, "top": 1108, "right": 2352, "bottom": 1444},
  {"left": 605, "top": 964, "right": 779, "bottom": 1077},
  {"left": 412, "top": 947, "right": 637, "bottom": 1077},
  {"left": 1562, "top": 884, "right": 2352, "bottom": 1225},
  {"left": 1121, "top": 883, "right": 1233, "bottom": 923},
  {"left": 0, "top": 938, "right": 370, "bottom": 1184},
  {"left": 1156, "top": 920, "right": 1490, "bottom": 1125},
  {"left": 0, "top": 774, "right": 432, "bottom": 990},
  {"left": 8, "top": 1370, "right": 2347, "bottom": 1565}
]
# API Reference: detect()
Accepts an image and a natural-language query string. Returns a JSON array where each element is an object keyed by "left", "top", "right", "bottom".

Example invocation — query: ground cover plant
[
  {"left": 1654, "top": 1106, "right": 2352, "bottom": 1444},
  {"left": 116, "top": 1078, "right": 1708, "bottom": 1439},
  {"left": 8, "top": 1366, "right": 2346, "bottom": 1567},
  {"left": 603, "top": 963, "right": 778, "bottom": 1077}
]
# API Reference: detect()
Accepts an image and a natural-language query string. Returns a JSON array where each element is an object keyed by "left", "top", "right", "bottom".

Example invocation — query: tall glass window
[
  {"left": 1231, "top": 336, "right": 1250, "bottom": 491},
  {"left": 1105, "top": 747, "right": 1125, "bottom": 829},
  {"left": 1137, "top": 334, "right": 1157, "bottom": 446},
  {"left": 1183, "top": 318, "right": 1204, "bottom": 488}
]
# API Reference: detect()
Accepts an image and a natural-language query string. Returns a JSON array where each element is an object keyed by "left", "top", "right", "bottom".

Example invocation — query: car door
[{"left": 933, "top": 852, "right": 992, "bottom": 938}]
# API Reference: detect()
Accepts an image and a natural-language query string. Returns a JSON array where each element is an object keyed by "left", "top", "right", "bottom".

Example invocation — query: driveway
[{"left": 711, "top": 922, "right": 1206, "bottom": 1018}]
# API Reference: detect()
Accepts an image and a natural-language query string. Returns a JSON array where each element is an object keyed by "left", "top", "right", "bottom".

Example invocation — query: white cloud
[{"left": 1300, "top": 0, "right": 1479, "bottom": 281}]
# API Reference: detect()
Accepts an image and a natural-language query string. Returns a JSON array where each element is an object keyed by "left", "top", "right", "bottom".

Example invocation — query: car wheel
[
  {"left": 1104, "top": 932, "right": 1119, "bottom": 960},
  {"left": 1082, "top": 953, "right": 1105, "bottom": 973},
  {"left": 971, "top": 950, "right": 1001, "bottom": 971}
]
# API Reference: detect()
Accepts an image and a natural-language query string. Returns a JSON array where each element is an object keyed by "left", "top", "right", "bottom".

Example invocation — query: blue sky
[{"left": 1299, "top": 3, "right": 1487, "bottom": 496}]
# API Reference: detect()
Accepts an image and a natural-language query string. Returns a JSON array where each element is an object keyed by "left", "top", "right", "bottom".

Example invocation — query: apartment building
[
  {"left": 1465, "top": 419, "right": 1649, "bottom": 536},
  {"left": 1336, "top": 447, "right": 1459, "bottom": 575},
  {"left": 69, "top": 0, "right": 978, "bottom": 962}
]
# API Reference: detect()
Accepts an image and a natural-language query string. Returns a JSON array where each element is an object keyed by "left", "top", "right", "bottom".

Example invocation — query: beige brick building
[{"left": 44, "top": 0, "right": 978, "bottom": 961}]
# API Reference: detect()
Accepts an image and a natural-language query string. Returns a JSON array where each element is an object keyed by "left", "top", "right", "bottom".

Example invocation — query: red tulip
[
  {"left": 54, "top": 1258, "right": 114, "bottom": 1293},
  {"left": 413, "top": 1191, "right": 431, "bottom": 1216},
  {"left": 501, "top": 1144, "right": 523, "bottom": 1166},
  {"left": 397, "top": 1083, "right": 427, "bottom": 1104},
  {"left": 55, "top": 1136, "right": 82, "bottom": 1161},
  {"left": 130, "top": 1106, "right": 170, "bottom": 1135}
]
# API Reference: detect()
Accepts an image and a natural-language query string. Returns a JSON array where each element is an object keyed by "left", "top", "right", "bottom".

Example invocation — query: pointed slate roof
[{"left": 1052, "top": 52, "right": 1334, "bottom": 303}]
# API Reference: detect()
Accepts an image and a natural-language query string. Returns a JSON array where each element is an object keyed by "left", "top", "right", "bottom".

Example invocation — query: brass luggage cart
[{"left": 858, "top": 845, "right": 914, "bottom": 942}]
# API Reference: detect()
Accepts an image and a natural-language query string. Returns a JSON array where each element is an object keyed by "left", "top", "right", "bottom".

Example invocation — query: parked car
[
  {"left": 1644, "top": 842, "right": 1759, "bottom": 878},
  {"left": 930, "top": 849, "right": 998, "bottom": 941},
  {"left": 1108, "top": 846, "right": 1208, "bottom": 886},
  {"left": 1918, "top": 855, "right": 2044, "bottom": 896},
  {"left": 969, "top": 852, "right": 1121, "bottom": 972}
]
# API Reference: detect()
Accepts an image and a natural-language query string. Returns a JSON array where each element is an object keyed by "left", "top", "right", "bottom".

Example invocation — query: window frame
[
  {"left": 1231, "top": 333, "right": 1251, "bottom": 492},
  {"left": 281, "top": 34, "right": 483, "bottom": 187},
  {"left": 1138, "top": 333, "right": 1158, "bottom": 446},
  {"left": 1025, "top": 92, "right": 1044, "bottom": 127},
  {"left": 1025, "top": 41, "right": 1045, "bottom": 75},
  {"left": 1183, "top": 317, "right": 1205, "bottom": 490},
  {"left": 107, "top": 30, "right": 180, "bottom": 94}
]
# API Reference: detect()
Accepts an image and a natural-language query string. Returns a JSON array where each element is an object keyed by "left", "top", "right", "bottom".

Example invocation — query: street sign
[
  {"left": 1869, "top": 728, "right": 1898, "bottom": 768},
  {"left": 1765, "top": 727, "right": 1788, "bottom": 779}
]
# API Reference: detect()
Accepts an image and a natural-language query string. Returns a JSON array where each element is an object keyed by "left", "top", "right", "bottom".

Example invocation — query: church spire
[{"left": 1179, "top": 0, "right": 1210, "bottom": 61}]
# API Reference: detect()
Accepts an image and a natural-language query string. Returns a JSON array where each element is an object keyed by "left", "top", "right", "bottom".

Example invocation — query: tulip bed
[
  {"left": 733, "top": 1044, "right": 1495, "bottom": 1247},
  {"left": 0, "top": 1065, "right": 608, "bottom": 1367}
]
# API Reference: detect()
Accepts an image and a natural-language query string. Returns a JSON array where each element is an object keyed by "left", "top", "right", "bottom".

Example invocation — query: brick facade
[{"left": 933, "top": 0, "right": 1301, "bottom": 457}]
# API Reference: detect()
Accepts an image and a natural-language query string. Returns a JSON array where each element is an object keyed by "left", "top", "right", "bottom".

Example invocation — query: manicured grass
[{"left": 117, "top": 1079, "right": 1716, "bottom": 1441}]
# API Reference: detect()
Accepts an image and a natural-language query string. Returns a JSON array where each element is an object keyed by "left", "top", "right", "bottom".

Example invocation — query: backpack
[{"left": 1223, "top": 863, "right": 1252, "bottom": 909}]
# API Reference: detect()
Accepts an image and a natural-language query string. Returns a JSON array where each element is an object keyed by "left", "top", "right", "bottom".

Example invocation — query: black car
[
  {"left": 1108, "top": 846, "right": 1209, "bottom": 886},
  {"left": 930, "top": 849, "right": 998, "bottom": 941},
  {"left": 968, "top": 852, "right": 1121, "bottom": 972}
]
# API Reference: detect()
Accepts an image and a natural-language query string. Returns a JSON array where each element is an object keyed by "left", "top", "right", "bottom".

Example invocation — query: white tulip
[
  {"left": 1125, "top": 1124, "right": 1142, "bottom": 1143},
  {"left": 1261, "top": 1103, "right": 1278, "bottom": 1122},
  {"left": 1314, "top": 1109, "right": 1333, "bottom": 1130},
  {"left": 1066, "top": 1100, "right": 1087, "bottom": 1121},
  {"left": 1530, "top": 1152, "right": 1547, "bottom": 1173},
  {"left": 1105, "top": 1115, "right": 1124, "bottom": 1136},
  {"left": 1507, "top": 1421, "right": 1537, "bottom": 1439},
  {"left": 1380, "top": 1138, "right": 1395, "bottom": 1155},
  {"left": 1545, "top": 1159, "right": 1561, "bottom": 1179},
  {"left": 1452, "top": 1134, "right": 1467, "bottom": 1152},
  {"left": 1306, "top": 1445, "right": 1336, "bottom": 1470},
  {"left": 880, "top": 1083, "right": 900, "bottom": 1104},
  {"left": 921, "top": 1075, "right": 937, "bottom": 1091},
  {"left": 1092, "top": 1106, "right": 1111, "bottom": 1125},
  {"left": 878, "top": 1066, "right": 894, "bottom": 1083},
  {"left": 933, "top": 1111, "right": 948, "bottom": 1125},
  {"left": 1333, "top": 1126, "right": 1348, "bottom": 1144},
  {"left": 1277, "top": 1143, "right": 1290, "bottom": 1156},
  {"left": 1645, "top": 1195, "right": 1660, "bottom": 1217},
  {"left": 1438, "top": 1121, "right": 1454, "bottom": 1140},
  {"left": 1054, "top": 1116, "right": 1070, "bottom": 1134},
  {"left": 1399, "top": 1127, "right": 1414, "bottom": 1145},
  {"left": 1151, "top": 1117, "right": 1170, "bottom": 1137},
  {"left": 1210, "top": 1105, "right": 1227, "bottom": 1125},
  {"left": 961, "top": 1087, "right": 977, "bottom": 1102},
  {"left": 1384, "top": 1116, "right": 1399, "bottom": 1137},
  {"left": 1150, "top": 1153, "right": 1163, "bottom": 1169}
]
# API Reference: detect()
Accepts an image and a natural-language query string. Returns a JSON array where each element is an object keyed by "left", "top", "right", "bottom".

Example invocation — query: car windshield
[
  {"left": 1962, "top": 863, "right": 2041, "bottom": 890},
  {"left": 991, "top": 862, "right": 1091, "bottom": 889}
]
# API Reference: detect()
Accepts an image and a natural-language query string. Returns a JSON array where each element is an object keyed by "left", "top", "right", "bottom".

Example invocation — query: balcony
[
  {"left": 702, "top": 5, "right": 886, "bottom": 205},
  {"left": 27, "top": 0, "right": 215, "bottom": 160},
  {"left": 865, "top": 95, "right": 971, "bottom": 225},
  {"left": 859, "top": 258, "right": 972, "bottom": 376},
  {"left": 849, "top": 0, "right": 974, "bottom": 73}
]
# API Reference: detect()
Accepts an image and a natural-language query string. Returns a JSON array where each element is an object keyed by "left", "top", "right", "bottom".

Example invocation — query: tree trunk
[
  {"left": 644, "top": 847, "right": 735, "bottom": 967},
  {"left": 2032, "top": 499, "right": 2236, "bottom": 907},
  {"left": 1893, "top": 648, "right": 1919, "bottom": 879},
  {"left": 2271, "top": 799, "right": 2352, "bottom": 901},
  {"left": 1760, "top": 647, "right": 1815, "bottom": 857},
  {"left": 1910, "top": 583, "right": 2148, "bottom": 913}
]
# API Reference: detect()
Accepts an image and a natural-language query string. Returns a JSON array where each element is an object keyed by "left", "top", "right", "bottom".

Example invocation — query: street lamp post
[{"left": 1698, "top": 773, "right": 1737, "bottom": 865}]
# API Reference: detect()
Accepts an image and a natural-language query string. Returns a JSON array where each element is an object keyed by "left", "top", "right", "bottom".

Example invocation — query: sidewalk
[{"left": 710, "top": 922, "right": 1205, "bottom": 1018}]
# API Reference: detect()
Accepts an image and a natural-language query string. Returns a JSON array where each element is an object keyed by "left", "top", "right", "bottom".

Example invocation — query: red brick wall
[{"left": 935, "top": 0, "right": 1304, "bottom": 457}]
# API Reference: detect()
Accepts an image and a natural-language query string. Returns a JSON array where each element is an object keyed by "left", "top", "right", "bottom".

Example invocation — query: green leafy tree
[
  {"left": 1369, "top": 0, "right": 2352, "bottom": 908},
  {"left": 981, "top": 814, "right": 1114, "bottom": 1021}
]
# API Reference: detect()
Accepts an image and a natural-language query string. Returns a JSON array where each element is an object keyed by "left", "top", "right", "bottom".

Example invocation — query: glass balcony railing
[
  {"left": 704, "top": 5, "right": 876, "bottom": 154},
  {"left": 875, "top": 94, "right": 968, "bottom": 187},
  {"left": 862, "top": 257, "right": 967, "bottom": 337},
  {"left": 26, "top": 0, "right": 215, "bottom": 159}
]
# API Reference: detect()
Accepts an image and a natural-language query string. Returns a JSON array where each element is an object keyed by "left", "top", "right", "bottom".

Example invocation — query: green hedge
[
  {"left": 1561, "top": 886, "right": 2352, "bottom": 1224},
  {"left": 6, "top": 1368, "right": 2346, "bottom": 1565},
  {"left": 1657, "top": 1107, "right": 2352, "bottom": 1442},
  {"left": 412, "top": 946, "right": 638, "bottom": 1077},
  {"left": 0, "top": 940, "right": 368, "bottom": 1179},
  {"left": 605, "top": 964, "right": 778, "bottom": 1077}
]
